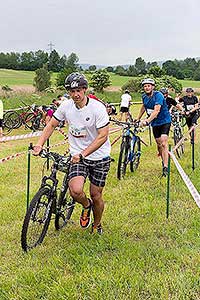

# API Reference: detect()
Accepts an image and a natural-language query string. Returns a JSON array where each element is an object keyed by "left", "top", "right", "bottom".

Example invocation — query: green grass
[
  {"left": 0, "top": 69, "right": 57, "bottom": 86},
  {"left": 0, "top": 104, "right": 200, "bottom": 299},
  {"left": 179, "top": 80, "right": 200, "bottom": 88},
  {"left": 1, "top": 69, "right": 200, "bottom": 90}
]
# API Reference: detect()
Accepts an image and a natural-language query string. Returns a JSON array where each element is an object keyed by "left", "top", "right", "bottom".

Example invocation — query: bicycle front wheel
[
  {"left": 21, "top": 187, "right": 53, "bottom": 252},
  {"left": 130, "top": 137, "right": 141, "bottom": 172},
  {"left": 55, "top": 175, "right": 75, "bottom": 230},
  {"left": 174, "top": 127, "right": 184, "bottom": 158},
  {"left": 24, "top": 113, "right": 36, "bottom": 130},
  {"left": 117, "top": 139, "right": 130, "bottom": 180}
]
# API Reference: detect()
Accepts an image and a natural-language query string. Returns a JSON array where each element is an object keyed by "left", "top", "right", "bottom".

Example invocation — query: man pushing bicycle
[{"left": 33, "top": 73, "right": 111, "bottom": 235}]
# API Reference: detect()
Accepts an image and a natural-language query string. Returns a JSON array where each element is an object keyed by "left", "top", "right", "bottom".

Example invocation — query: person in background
[
  {"left": 160, "top": 88, "right": 182, "bottom": 113},
  {"left": 87, "top": 89, "right": 100, "bottom": 101},
  {"left": 136, "top": 78, "right": 171, "bottom": 177},
  {"left": 179, "top": 87, "right": 199, "bottom": 142},
  {"left": 41, "top": 105, "right": 54, "bottom": 125},
  {"left": 119, "top": 90, "right": 132, "bottom": 121},
  {"left": 0, "top": 99, "right": 3, "bottom": 137},
  {"left": 52, "top": 98, "right": 61, "bottom": 110},
  {"left": 57, "top": 94, "right": 69, "bottom": 104}
]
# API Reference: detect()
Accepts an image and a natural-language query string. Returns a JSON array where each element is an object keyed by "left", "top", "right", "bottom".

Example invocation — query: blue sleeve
[{"left": 155, "top": 91, "right": 164, "bottom": 106}]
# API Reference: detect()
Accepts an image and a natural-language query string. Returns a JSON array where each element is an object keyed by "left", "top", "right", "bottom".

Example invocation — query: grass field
[
  {"left": 0, "top": 69, "right": 57, "bottom": 86},
  {"left": 0, "top": 69, "right": 200, "bottom": 90},
  {"left": 0, "top": 104, "right": 200, "bottom": 299}
]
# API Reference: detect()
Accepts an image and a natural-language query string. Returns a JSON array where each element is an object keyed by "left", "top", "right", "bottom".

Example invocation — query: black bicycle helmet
[
  {"left": 141, "top": 78, "right": 155, "bottom": 86},
  {"left": 65, "top": 73, "right": 88, "bottom": 90},
  {"left": 186, "top": 87, "right": 194, "bottom": 93},
  {"left": 160, "top": 88, "right": 168, "bottom": 95}
]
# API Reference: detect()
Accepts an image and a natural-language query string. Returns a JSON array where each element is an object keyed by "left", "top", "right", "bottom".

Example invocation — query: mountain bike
[
  {"left": 21, "top": 150, "right": 75, "bottom": 252},
  {"left": 4, "top": 103, "right": 44, "bottom": 132},
  {"left": 111, "top": 120, "right": 142, "bottom": 180},
  {"left": 171, "top": 111, "right": 184, "bottom": 157}
]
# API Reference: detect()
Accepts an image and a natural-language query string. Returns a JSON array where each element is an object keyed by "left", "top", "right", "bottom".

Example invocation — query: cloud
[{"left": 0, "top": 0, "right": 200, "bottom": 64}]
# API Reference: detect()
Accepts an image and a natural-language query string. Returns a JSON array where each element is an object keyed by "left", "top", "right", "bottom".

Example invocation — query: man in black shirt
[
  {"left": 160, "top": 88, "right": 182, "bottom": 113},
  {"left": 179, "top": 88, "right": 199, "bottom": 128},
  {"left": 179, "top": 87, "right": 199, "bottom": 142}
]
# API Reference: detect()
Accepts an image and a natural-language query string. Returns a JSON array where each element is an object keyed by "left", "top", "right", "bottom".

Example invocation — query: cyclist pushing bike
[
  {"left": 136, "top": 78, "right": 171, "bottom": 177},
  {"left": 33, "top": 72, "right": 111, "bottom": 235},
  {"left": 179, "top": 87, "right": 199, "bottom": 142},
  {"left": 160, "top": 88, "right": 183, "bottom": 113}
]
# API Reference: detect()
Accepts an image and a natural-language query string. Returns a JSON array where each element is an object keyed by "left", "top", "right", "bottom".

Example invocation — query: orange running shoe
[{"left": 80, "top": 199, "right": 93, "bottom": 229}]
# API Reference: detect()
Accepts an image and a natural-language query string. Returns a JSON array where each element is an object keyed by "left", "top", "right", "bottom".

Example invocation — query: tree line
[
  {"left": 90, "top": 57, "right": 200, "bottom": 81},
  {"left": 0, "top": 50, "right": 80, "bottom": 72},
  {"left": 1, "top": 50, "right": 200, "bottom": 81}
]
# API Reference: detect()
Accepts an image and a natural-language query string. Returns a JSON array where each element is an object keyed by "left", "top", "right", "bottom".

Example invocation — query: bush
[
  {"left": 122, "top": 75, "right": 182, "bottom": 93},
  {"left": 89, "top": 70, "right": 111, "bottom": 92},
  {"left": 33, "top": 65, "right": 51, "bottom": 92},
  {"left": 56, "top": 67, "right": 76, "bottom": 87}
]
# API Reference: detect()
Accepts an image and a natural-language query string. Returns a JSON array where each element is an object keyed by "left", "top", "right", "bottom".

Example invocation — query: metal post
[
  {"left": 149, "top": 125, "right": 152, "bottom": 146},
  {"left": 166, "top": 145, "right": 171, "bottom": 219},
  {"left": 26, "top": 143, "right": 32, "bottom": 211},
  {"left": 191, "top": 129, "right": 195, "bottom": 171},
  {"left": 47, "top": 138, "right": 50, "bottom": 170}
]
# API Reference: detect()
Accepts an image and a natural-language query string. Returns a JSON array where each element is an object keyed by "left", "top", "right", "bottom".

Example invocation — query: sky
[{"left": 1, "top": 0, "right": 200, "bottom": 65}]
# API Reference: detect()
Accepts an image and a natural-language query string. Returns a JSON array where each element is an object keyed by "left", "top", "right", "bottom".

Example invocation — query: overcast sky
[{"left": 1, "top": 0, "right": 200, "bottom": 65}]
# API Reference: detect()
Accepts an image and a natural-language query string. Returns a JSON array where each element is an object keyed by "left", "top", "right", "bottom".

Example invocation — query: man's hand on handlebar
[{"left": 32, "top": 145, "right": 43, "bottom": 156}]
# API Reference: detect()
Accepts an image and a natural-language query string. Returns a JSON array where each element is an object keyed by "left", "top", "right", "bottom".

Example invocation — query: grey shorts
[{"left": 68, "top": 157, "right": 111, "bottom": 187}]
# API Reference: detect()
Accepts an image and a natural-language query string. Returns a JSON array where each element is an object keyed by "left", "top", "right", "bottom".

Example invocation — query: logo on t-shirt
[{"left": 86, "top": 117, "right": 90, "bottom": 121}]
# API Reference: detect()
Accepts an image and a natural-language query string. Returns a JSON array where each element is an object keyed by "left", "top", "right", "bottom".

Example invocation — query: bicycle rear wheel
[
  {"left": 174, "top": 127, "right": 184, "bottom": 158},
  {"left": 55, "top": 175, "right": 75, "bottom": 230},
  {"left": 130, "top": 137, "right": 141, "bottom": 172},
  {"left": 4, "top": 111, "right": 21, "bottom": 129},
  {"left": 21, "top": 187, "right": 53, "bottom": 251},
  {"left": 117, "top": 139, "right": 130, "bottom": 180}
]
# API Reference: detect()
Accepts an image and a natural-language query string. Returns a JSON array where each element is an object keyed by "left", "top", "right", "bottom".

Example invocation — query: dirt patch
[
  {"left": 105, "top": 86, "right": 121, "bottom": 92},
  {"left": 0, "top": 85, "right": 35, "bottom": 94},
  {"left": 10, "top": 85, "right": 35, "bottom": 93}
]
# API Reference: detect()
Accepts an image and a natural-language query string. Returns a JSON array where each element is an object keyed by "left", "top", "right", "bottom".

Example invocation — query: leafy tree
[
  {"left": 48, "top": 50, "right": 61, "bottom": 72},
  {"left": 88, "top": 65, "right": 97, "bottom": 71},
  {"left": 193, "top": 66, "right": 200, "bottom": 80},
  {"left": 127, "top": 65, "right": 137, "bottom": 76},
  {"left": 146, "top": 61, "right": 158, "bottom": 71},
  {"left": 65, "top": 52, "right": 79, "bottom": 71},
  {"left": 162, "top": 60, "right": 179, "bottom": 78},
  {"left": 89, "top": 69, "right": 111, "bottom": 92},
  {"left": 56, "top": 68, "right": 73, "bottom": 87},
  {"left": 149, "top": 66, "right": 165, "bottom": 78},
  {"left": 122, "top": 75, "right": 182, "bottom": 93},
  {"left": 56, "top": 53, "right": 79, "bottom": 87},
  {"left": 20, "top": 51, "right": 35, "bottom": 70},
  {"left": 59, "top": 55, "right": 67, "bottom": 70},
  {"left": 135, "top": 57, "right": 147, "bottom": 75},
  {"left": 106, "top": 66, "right": 114, "bottom": 72},
  {"left": 115, "top": 65, "right": 127, "bottom": 76},
  {"left": 34, "top": 50, "right": 48, "bottom": 69},
  {"left": 34, "top": 64, "right": 51, "bottom": 92}
]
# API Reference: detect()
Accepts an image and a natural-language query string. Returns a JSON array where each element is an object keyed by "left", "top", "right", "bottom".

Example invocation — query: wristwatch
[{"left": 79, "top": 153, "right": 85, "bottom": 161}]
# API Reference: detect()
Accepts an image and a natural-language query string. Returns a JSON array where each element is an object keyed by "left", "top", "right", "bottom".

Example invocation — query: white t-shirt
[
  {"left": 120, "top": 93, "right": 132, "bottom": 108},
  {"left": 54, "top": 98, "right": 111, "bottom": 160}
]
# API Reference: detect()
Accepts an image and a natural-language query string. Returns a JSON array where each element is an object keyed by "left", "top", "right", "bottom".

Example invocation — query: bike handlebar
[{"left": 110, "top": 118, "right": 141, "bottom": 128}]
